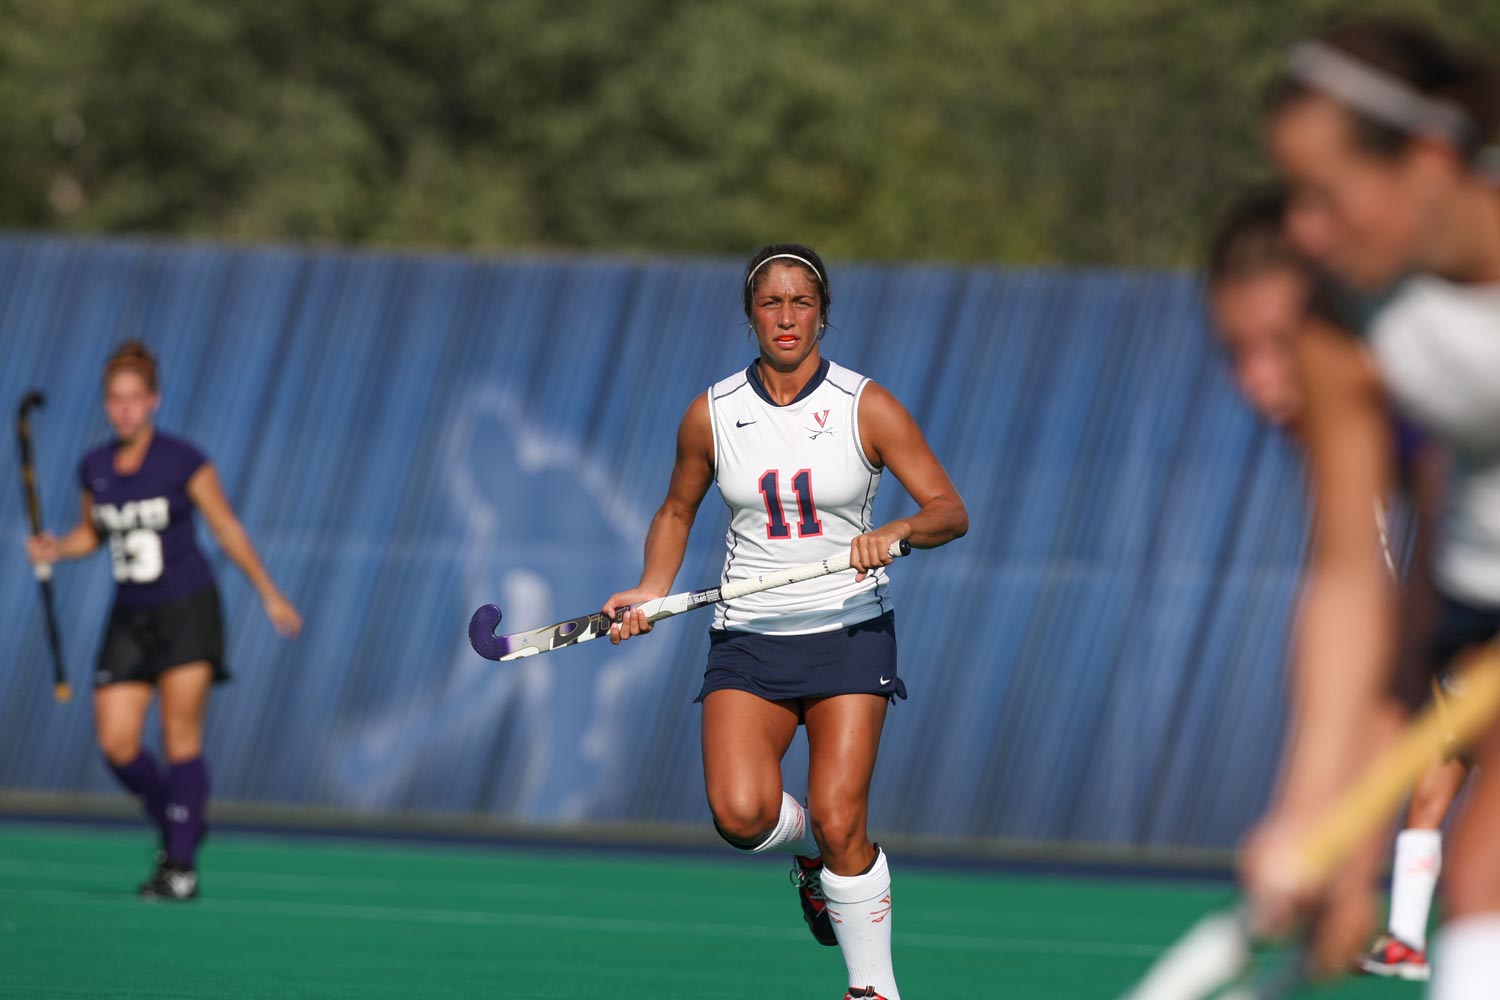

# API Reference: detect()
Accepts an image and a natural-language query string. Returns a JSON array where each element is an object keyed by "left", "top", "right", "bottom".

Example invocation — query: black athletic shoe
[
  {"left": 138, "top": 859, "right": 199, "bottom": 901},
  {"left": 790, "top": 855, "right": 838, "bottom": 946},
  {"left": 845, "top": 989, "right": 890, "bottom": 1000}
]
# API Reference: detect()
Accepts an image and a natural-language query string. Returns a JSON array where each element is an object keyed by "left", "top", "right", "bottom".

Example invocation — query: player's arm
[
  {"left": 851, "top": 382, "right": 968, "bottom": 579},
  {"left": 604, "top": 393, "right": 715, "bottom": 642},
  {"left": 1278, "top": 319, "right": 1397, "bottom": 820},
  {"left": 24, "top": 490, "right": 101, "bottom": 564},
  {"left": 1243, "top": 317, "right": 1396, "bottom": 944},
  {"left": 187, "top": 463, "right": 301, "bottom": 637}
]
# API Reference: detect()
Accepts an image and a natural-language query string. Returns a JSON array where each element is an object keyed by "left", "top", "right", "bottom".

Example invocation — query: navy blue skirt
[
  {"left": 1391, "top": 590, "right": 1500, "bottom": 711},
  {"left": 696, "top": 611, "right": 904, "bottom": 704}
]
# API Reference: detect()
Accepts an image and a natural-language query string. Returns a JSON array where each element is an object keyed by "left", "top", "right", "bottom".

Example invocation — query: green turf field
[{"left": 0, "top": 823, "right": 1421, "bottom": 999}]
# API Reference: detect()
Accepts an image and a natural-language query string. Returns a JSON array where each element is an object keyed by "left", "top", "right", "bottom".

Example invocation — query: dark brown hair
[
  {"left": 1206, "top": 187, "right": 1306, "bottom": 286},
  {"left": 742, "top": 243, "right": 830, "bottom": 325},
  {"left": 103, "top": 340, "right": 159, "bottom": 393},
  {"left": 1268, "top": 16, "right": 1500, "bottom": 164}
]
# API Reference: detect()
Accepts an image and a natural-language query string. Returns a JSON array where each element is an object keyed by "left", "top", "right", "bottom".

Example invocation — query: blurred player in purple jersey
[
  {"left": 25, "top": 341, "right": 301, "bottom": 900},
  {"left": 1206, "top": 187, "right": 1319, "bottom": 436}
]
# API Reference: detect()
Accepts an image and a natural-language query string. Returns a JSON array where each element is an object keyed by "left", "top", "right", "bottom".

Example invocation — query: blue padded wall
[{"left": 0, "top": 235, "right": 1309, "bottom": 849}]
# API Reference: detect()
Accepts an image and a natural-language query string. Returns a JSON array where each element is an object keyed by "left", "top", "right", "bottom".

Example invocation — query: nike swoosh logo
[
  {"left": 736, "top": 419, "right": 756, "bottom": 428},
  {"left": 879, "top": 676, "right": 892, "bottom": 685}
]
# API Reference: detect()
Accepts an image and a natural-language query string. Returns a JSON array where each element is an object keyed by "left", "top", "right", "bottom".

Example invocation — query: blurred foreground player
[
  {"left": 1249, "top": 17, "right": 1500, "bottom": 995},
  {"left": 1207, "top": 188, "right": 1469, "bottom": 981},
  {"left": 24, "top": 342, "right": 301, "bottom": 899}
]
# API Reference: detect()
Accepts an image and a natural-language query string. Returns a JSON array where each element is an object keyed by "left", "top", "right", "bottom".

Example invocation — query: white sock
[
  {"left": 749, "top": 792, "right": 819, "bottom": 857},
  {"left": 1431, "top": 914, "right": 1500, "bottom": 1000},
  {"left": 1388, "top": 829, "right": 1441, "bottom": 949},
  {"left": 821, "top": 847, "right": 900, "bottom": 1000}
]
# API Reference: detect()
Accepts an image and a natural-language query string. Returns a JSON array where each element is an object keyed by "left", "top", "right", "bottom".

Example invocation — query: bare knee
[
  {"left": 97, "top": 730, "right": 142, "bottom": 766},
  {"left": 96, "top": 710, "right": 144, "bottom": 765},
  {"left": 93, "top": 685, "right": 152, "bottom": 766},
  {"left": 160, "top": 716, "right": 203, "bottom": 763},
  {"left": 810, "top": 802, "right": 869, "bottom": 868},
  {"left": 708, "top": 787, "right": 781, "bottom": 847},
  {"left": 157, "top": 674, "right": 209, "bottom": 763}
]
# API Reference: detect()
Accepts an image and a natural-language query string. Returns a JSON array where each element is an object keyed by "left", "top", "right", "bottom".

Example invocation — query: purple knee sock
[
  {"left": 106, "top": 750, "right": 168, "bottom": 841},
  {"left": 165, "top": 757, "right": 210, "bottom": 867}
]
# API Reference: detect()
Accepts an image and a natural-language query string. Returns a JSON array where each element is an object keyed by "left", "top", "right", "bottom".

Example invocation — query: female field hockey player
[
  {"left": 1205, "top": 188, "right": 1310, "bottom": 434},
  {"left": 1243, "top": 18, "right": 1500, "bottom": 994},
  {"left": 24, "top": 341, "right": 302, "bottom": 900},
  {"left": 1207, "top": 188, "right": 1469, "bottom": 981},
  {"left": 603, "top": 244, "right": 967, "bottom": 1000}
]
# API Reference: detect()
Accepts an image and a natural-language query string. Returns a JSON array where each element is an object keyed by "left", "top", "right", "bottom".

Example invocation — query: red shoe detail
[
  {"left": 791, "top": 855, "right": 839, "bottom": 945},
  {"left": 1403, "top": 856, "right": 1439, "bottom": 876},
  {"left": 1359, "top": 935, "right": 1430, "bottom": 980}
]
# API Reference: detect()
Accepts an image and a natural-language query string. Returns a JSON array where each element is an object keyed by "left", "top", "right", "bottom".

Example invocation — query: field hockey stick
[
  {"left": 1118, "top": 642, "right": 1500, "bottom": 1000},
  {"left": 16, "top": 391, "right": 70, "bottom": 703},
  {"left": 469, "top": 539, "right": 911, "bottom": 661}
]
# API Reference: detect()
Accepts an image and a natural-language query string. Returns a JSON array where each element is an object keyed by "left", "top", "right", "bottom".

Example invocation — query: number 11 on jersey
[{"left": 758, "top": 469, "right": 823, "bottom": 539}]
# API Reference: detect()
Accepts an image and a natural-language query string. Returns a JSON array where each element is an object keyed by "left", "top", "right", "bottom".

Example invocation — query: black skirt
[
  {"left": 696, "top": 611, "right": 904, "bottom": 705},
  {"left": 96, "top": 585, "right": 228, "bottom": 688}
]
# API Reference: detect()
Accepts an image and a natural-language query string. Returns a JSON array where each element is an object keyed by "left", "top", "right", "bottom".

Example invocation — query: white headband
[
  {"left": 1288, "top": 41, "right": 1474, "bottom": 144},
  {"left": 1289, "top": 42, "right": 1500, "bottom": 184},
  {"left": 745, "top": 253, "right": 824, "bottom": 291}
]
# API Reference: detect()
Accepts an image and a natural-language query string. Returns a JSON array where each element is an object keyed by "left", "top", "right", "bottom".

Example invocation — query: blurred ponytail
[{"left": 103, "top": 340, "right": 159, "bottom": 393}]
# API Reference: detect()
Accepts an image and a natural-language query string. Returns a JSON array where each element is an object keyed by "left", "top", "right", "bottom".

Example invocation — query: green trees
[{"left": 0, "top": 1, "right": 1492, "bottom": 266}]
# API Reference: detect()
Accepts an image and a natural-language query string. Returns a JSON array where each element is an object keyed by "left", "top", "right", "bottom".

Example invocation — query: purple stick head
[{"left": 469, "top": 604, "right": 510, "bottom": 660}]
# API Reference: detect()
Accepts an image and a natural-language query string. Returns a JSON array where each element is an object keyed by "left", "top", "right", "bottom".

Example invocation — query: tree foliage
[{"left": 0, "top": 0, "right": 1495, "bottom": 266}]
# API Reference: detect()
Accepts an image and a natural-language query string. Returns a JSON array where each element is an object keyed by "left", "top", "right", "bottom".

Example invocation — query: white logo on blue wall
[{"left": 334, "top": 386, "right": 674, "bottom": 823}]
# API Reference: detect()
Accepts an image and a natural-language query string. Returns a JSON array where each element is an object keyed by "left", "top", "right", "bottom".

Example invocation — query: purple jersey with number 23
[{"left": 79, "top": 432, "right": 216, "bottom": 608}]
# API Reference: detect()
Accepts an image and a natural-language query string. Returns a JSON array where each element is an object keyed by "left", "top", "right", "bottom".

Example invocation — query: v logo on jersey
[{"left": 806, "top": 409, "right": 835, "bottom": 441}]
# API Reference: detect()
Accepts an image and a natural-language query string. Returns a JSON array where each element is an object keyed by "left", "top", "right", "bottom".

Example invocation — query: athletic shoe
[
  {"left": 790, "top": 855, "right": 838, "bottom": 946},
  {"left": 138, "top": 859, "right": 199, "bottom": 901},
  {"left": 1358, "top": 934, "right": 1430, "bottom": 980},
  {"left": 844, "top": 989, "right": 889, "bottom": 1000}
]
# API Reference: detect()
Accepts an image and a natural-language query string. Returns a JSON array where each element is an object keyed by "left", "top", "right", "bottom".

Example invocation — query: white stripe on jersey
[
  {"left": 1372, "top": 277, "right": 1500, "bottom": 604},
  {"left": 707, "top": 358, "right": 889, "bottom": 634}
]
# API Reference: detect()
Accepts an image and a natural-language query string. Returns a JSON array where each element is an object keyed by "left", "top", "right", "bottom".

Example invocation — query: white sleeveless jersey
[
  {"left": 706, "top": 359, "right": 890, "bottom": 634},
  {"left": 1371, "top": 277, "right": 1500, "bottom": 604}
]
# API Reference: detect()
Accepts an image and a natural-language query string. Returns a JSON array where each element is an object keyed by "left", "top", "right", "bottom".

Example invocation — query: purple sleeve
[
  {"left": 77, "top": 447, "right": 102, "bottom": 494},
  {"left": 1394, "top": 417, "right": 1426, "bottom": 484},
  {"left": 175, "top": 439, "right": 210, "bottom": 482}
]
